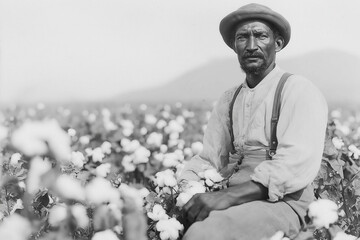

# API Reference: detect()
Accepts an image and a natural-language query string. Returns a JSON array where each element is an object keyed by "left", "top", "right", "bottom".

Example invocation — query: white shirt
[{"left": 180, "top": 66, "right": 328, "bottom": 201}]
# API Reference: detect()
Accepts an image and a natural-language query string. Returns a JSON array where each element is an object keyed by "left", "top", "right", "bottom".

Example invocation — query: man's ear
[
  {"left": 275, "top": 36, "right": 285, "bottom": 52},
  {"left": 233, "top": 40, "right": 238, "bottom": 53}
]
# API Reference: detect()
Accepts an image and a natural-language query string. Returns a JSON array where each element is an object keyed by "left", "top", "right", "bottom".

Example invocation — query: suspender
[{"left": 228, "top": 72, "right": 293, "bottom": 158}]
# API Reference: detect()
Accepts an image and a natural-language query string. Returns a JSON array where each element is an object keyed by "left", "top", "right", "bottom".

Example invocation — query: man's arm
[{"left": 183, "top": 180, "right": 268, "bottom": 224}]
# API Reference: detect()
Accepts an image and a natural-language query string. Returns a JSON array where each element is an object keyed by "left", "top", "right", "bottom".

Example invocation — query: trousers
[{"left": 182, "top": 150, "right": 311, "bottom": 240}]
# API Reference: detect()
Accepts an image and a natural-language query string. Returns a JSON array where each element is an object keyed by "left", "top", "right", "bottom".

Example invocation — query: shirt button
[{"left": 246, "top": 103, "right": 250, "bottom": 107}]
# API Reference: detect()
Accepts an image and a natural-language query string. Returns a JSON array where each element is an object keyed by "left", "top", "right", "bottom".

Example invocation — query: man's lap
[{"left": 183, "top": 200, "right": 301, "bottom": 240}]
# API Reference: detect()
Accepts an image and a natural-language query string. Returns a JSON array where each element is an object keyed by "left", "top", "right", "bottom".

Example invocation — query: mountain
[{"left": 116, "top": 49, "right": 360, "bottom": 106}]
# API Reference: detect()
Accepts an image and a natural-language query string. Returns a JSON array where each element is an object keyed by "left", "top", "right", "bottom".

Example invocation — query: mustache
[{"left": 242, "top": 52, "right": 264, "bottom": 59}]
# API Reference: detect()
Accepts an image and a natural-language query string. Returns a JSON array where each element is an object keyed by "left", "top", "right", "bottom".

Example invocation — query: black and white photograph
[{"left": 0, "top": 0, "right": 359, "bottom": 239}]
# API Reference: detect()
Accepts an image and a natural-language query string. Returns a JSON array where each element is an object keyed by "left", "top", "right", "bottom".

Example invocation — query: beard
[{"left": 238, "top": 53, "right": 267, "bottom": 75}]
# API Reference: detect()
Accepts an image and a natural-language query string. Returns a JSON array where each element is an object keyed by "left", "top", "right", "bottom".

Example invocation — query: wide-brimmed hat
[{"left": 219, "top": 3, "right": 291, "bottom": 49}]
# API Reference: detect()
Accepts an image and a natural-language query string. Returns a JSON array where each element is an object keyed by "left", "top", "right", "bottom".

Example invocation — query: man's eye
[
  {"left": 258, "top": 34, "right": 268, "bottom": 40},
  {"left": 236, "top": 35, "right": 247, "bottom": 41}
]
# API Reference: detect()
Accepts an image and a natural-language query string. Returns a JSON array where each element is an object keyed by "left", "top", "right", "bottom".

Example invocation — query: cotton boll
[
  {"left": 119, "top": 184, "right": 149, "bottom": 210},
  {"left": 203, "top": 169, "right": 223, "bottom": 183},
  {"left": 92, "top": 230, "right": 119, "bottom": 240},
  {"left": 132, "top": 146, "right": 151, "bottom": 164},
  {"left": 49, "top": 204, "right": 68, "bottom": 226},
  {"left": 176, "top": 192, "right": 193, "bottom": 208},
  {"left": 145, "top": 114, "right": 157, "bottom": 125},
  {"left": 55, "top": 174, "right": 86, "bottom": 201},
  {"left": 156, "top": 120, "right": 167, "bottom": 130},
  {"left": 27, "top": 157, "right": 52, "bottom": 194},
  {"left": 332, "top": 137, "right": 344, "bottom": 150},
  {"left": 71, "top": 151, "right": 86, "bottom": 168},
  {"left": 0, "top": 214, "right": 32, "bottom": 240},
  {"left": 10, "top": 153, "right": 22, "bottom": 166},
  {"left": 122, "top": 155, "right": 136, "bottom": 172},
  {"left": 95, "top": 163, "right": 111, "bottom": 178},
  {"left": 155, "top": 170, "right": 177, "bottom": 188},
  {"left": 85, "top": 177, "right": 121, "bottom": 205},
  {"left": 333, "top": 231, "right": 357, "bottom": 240},
  {"left": 0, "top": 125, "right": 8, "bottom": 142},
  {"left": 71, "top": 204, "right": 89, "bottom": 229},
  {"left": 191, "top": 141, "right": 203, "bottom": 155},
  {"left": 146, "top": 132, "right": 163, "bottom": 147},
  {"left": 11, "top": 119, "right": 71, "bottom": 162},
  {"left": 101, "top": 141, "right": 112, "bottom": 154},
  {"left": 156, "top": 218, "right": 184, "bottom": 240},
  {"left": 79, "top": 135, "right": 90, "bottom": 145},
  {"left": 308, "top": 199, "right": 338, "bottom": 229},
  {"left": 91, "top": 147, "right": 105, "bottom": 163},
  {"left": 67, "top": 128, "right": 76, "bottom": 137},
  {"left": 147, "top": 204, "right": 169, "bottom": 221}
]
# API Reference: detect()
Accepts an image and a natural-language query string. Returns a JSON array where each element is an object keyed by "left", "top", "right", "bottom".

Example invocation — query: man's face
[{"left": 233, "top": 20, "right": 279, "bottom": 75}]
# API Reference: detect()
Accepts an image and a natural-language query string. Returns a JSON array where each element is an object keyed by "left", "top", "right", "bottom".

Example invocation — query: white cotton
[
  {"left": 332, "top": 137, "right": 344, "bottom": 150},
  {"left": 203, "top": 169, "right": 223, "bottom": 183},
  {"left": 71, "top": 151, "right": 86, "bottom": 168},
  {"left": 10, "top": 153, "right": 22, "bottom": 166},
  {"left": 269, "top": 231, "right": 285, "bottom": 240},
  {"left": 95, "top": 163, "right": 111, "bottom": 178},
  {"left": 11, "top": 119, "right": 71, "bottom": 162},
  {"left": 349, "top": 144, "right": 360, "bottom": 159},
  {"left": 71, "top": 204, "right": 89, "bottom": 228},
  {"left": 85, "top": 177, "right": 121, "bottom": 205},
  {"left": 308, "top": 199, "right": 338, "bottom": 229},
  {"left": 156, "top": 120, "right": 167, "bottom": 130},
  {"left": 122, "top": 155, "right": 136, "bottom": 172},
  {"left": 91, "top": 147, "right": 105, "bottom": 163},
  {"left": 176, "top": 192, "right": 193, "bottom": 208},
  {"left": 333, "top": 231, "right": 357, "bottom": 240},
  {"left": 92, "top": 230, "right": 119, "bottom": 240},
  {"left": 160, "top": 144, "right": 168, "bottom": 153},
  {"left": 121, "top": 139, "right": 140, "bottom": 152},
  {"left": 156, "top": 218, "right": 184, "bottom": 240},
  {"left": 155, "top": 169, "right": 177, "bottom": 188},
  {"left": 145, "top": 114, "right": 157, "bottom": 125},
  {"left": 132, "top": 146, "right": 151, "bottom": 164},
  {"left": 0, "top": 125, "right": 8, "bottom": 142},
  {"left": 49, "top": 204, "right": 68, "bottom": 226},
  {"left": 27, "top": 157, "right": 52, "bottom": 194},
  {"left": 79, "top": 135, "right": 91, "bottom": 145},
  {"left": 165, "top": 120, "right": 184, "bottom": 134},
  {"left": 55, "top": 174, "right": 86, "bottom": 201},
  {"left": 119, "top": 184, "right": 149, "bottom": 210},
  {"left": 331, "top": 110, "right": 342, "bottom": 119},
  {"left": 0, "top": 214, "right": 32, "bottom": 240},
  {"left": 101, "top": 141, "right": 112, "bottom": 154},
  {"left": 146, "top": 132, "right": 163, "bottom": 147},
  {"left": 147, "top": 204, "right": 169, "bottom": 221},
  {"left": 191, "top": 142, "right": 203, "bottom": 155},
  {"left": 176, "top": 181, "right": 206, "bottom": 208},
  {"left": 67, "top": 128, "right": 76, "bottom": 137},
  {"left": 162, "top": 153, "right": 182, "bottom": 168}
]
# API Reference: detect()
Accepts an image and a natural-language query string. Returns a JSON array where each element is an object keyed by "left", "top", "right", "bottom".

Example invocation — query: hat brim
[{"left": 219, "top": 6, "right": 291, "bottom": 50}]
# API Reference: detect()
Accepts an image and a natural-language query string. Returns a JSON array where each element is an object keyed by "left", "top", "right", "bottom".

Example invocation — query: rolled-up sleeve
[
  {"left": 178, "top": 89, "right": 235, "bottom": 182},
  {"left": 251, "top": 76, "right": 328, "bottom": 202}
]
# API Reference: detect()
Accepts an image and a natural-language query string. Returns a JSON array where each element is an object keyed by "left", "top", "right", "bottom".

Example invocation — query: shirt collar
[{"left": 242, "top": 65, "right": 283, "bottom": 90}]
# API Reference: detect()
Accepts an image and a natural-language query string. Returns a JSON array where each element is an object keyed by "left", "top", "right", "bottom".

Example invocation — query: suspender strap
[
  {"left": 228, "top": 84, "right": 243, "bottom": 154},
  {"left": 228, "top": 72, "right": 292, "bottom": 158},
  {"left": 269, "top": 72, "right": 292, "bottom": 157}
]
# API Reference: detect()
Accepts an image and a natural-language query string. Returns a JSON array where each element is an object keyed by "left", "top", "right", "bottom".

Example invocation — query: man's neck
[{"left": 246, "top": 63, "right": 276, "bottom": 88}]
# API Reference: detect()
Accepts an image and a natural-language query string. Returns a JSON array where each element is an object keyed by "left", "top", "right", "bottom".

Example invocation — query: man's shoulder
[{"left": 217, "top": 85, "right": 241, "bottom": 105}]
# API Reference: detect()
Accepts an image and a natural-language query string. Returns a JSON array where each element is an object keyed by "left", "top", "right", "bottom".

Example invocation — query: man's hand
[
  {"left": 183, "top": 191, "right": 233, "bottom": 224},
  {"left": 182, "top": 181, "right": 268, "bottom": 226}
]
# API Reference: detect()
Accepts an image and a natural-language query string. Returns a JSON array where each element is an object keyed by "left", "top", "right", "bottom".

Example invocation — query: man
[{"left": 179, "top": 3, "right": 328, "bottom": 240}]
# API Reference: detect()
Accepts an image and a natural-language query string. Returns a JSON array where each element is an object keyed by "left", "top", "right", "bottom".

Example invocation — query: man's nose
[{"left": 246, "top": 36, "right": 258, "bottom": 52}]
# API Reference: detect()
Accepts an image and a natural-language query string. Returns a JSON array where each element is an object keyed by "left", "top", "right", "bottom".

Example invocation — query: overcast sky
[{"left": 1, "top": 0, "right": 359, "bottom": 103}]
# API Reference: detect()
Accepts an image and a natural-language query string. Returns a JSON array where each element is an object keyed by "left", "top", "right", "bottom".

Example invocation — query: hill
[{"left": 117, "top": 49, "right": 360, "bottom": 106}]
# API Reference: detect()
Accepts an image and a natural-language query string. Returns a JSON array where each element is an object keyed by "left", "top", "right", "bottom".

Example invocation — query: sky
[{"left": 0, "top": 0, "right": 360, "bottom": 103}]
